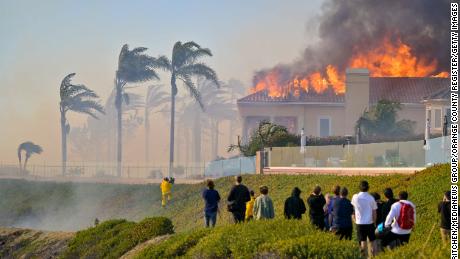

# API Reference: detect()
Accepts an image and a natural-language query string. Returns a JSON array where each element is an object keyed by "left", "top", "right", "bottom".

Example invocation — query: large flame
[{"left": 252, "top": 36, "right": 448, "bottom": 98}]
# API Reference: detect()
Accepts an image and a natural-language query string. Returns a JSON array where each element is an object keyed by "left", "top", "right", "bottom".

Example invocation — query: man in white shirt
[
  {"left": 351, "top": 180, "right": 378, "bottom": 257},
  {"left": 383, "top": 191, "right": 416, "bottom": 248}
]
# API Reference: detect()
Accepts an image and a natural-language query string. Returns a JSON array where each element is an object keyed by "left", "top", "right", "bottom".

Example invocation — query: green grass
[
  {"left": 141, "top": 164, "right": 451, "bottom": 258},
  {"left": 0, "top": 164, "right": 451, "bottom": 258},
  {"left": 136, "top": 219, "right": 360, "bottom": 258},
  {"left": 60, "top": 217, "right": 173, "bottom": 259}
]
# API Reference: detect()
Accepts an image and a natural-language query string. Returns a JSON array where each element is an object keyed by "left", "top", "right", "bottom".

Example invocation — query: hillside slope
[
  {"left": 0, "top": 227, "right": 73, "bottom": 259},
  {"left": 0, "top": 164, "right": 451, "bottom": 258}
]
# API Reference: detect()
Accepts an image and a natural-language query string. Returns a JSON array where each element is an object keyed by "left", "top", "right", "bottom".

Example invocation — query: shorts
[
  {"left": 335, "top": 226, "right": 353, "bottom": 240},
  {"left": 356, "top": 224, "right": 376, "bottom": 242}
]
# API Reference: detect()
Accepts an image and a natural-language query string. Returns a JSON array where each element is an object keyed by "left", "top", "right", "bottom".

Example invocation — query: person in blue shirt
[
  {"left": 332, "top": 187, "right": 354, "bottom": 240},
  {"left": 202, "top": 179, "right": 221, "bottom": 227}
]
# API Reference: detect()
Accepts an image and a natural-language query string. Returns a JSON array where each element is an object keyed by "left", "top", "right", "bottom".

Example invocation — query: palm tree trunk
[
  {"left": 214, "top": 120, "right": 219, "bottom": 159},
  {"left": 193, "top": 112, "right": 201, "bottom": 164},
  {"left": 185, "top": 128, "right": 190, "bottom": 167},
  {"left": 169, "top": 76, "right": 177, "bottom": 177},
  {"left": 24, "top": 157, "right": 29, "bottom": 172},
  {"left": 18, "top": 154, "right": 22, "bottom": 174},
  {"left": 116, "top": 83, "right": 123, "bottom": 177},
  {"left": 176, "top": 126, "right": 181, "bottom": 166},
  {"left": 60, "top": 110, "right": 67, "bottom": 175},
  {"left": 145, "top": 107, "right": 150, "bottom": 164}
]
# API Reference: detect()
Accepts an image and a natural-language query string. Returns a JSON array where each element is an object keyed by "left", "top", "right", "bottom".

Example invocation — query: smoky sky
[{"left": 254, "top": 0, "right": 450, "bottom": 84}]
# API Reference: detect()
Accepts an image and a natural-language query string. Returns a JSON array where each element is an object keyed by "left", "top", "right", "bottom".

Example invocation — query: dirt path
[{"left": 120, "top": 234, "right": 171, "bottom": 258}]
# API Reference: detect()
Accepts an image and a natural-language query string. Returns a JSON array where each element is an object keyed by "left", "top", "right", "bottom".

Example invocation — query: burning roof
[
  {"left": 238, "top": 77, "right": 449, "bottom": 105},
  {"left": 249, "top": 0, "right": 450, "bottom": 99}
]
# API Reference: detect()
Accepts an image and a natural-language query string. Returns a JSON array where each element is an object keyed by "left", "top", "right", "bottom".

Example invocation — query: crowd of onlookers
[{"left": 197, "top": 175, "right": 451, "bottom": 257}]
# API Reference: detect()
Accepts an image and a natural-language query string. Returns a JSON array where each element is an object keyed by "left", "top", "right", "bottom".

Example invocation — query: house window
[
  {"left": 319, "top": 117, "right": 331, "bottom": 137},
  {"left": 274, "top": 116, "right": 298, "bottom": 133},
  {"left": 434, "top": 109, "right": 442, "bottom": 129},
  {"left": 245, "top": 116, "right": 270, "bottom": 138}
]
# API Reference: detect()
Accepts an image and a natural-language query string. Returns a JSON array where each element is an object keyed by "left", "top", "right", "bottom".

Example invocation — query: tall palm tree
[
  {"left": 114, "top": 44, "right": 160, "bottom": 176},
  {"left": 199, "top": 81, "right": 235, "bottom": 160},
  {"left": 60, "top": 73, "right": 104, "bottom": 175},
  {"left": 144, "top": 84, "right": 168, "bottom": 164},
  {"left": 156, "top": 41, "right": 219, "bottom": 175},
  {"left": 17, "top": 141, "right": 43, "bottom": 173}
]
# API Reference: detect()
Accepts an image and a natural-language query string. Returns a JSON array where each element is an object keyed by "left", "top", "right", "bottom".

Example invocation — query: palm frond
[
  {"left": 179, "top": 75, "right": 203, "bottom": 109},
  {"left": 18, "top": 141, "right": 43, "bottom": 159},
  {"left": 71, "top": 89, "right": 98, "bottom": 99},
  {"left": 182, "top": 41, "right": 201, "bottom": 49},
  {"left": 123, "top": 92, "right": 144, "bottom": 109},
  {"left": 152, "top": 56, "right": 172, "bottom": 71},
  {"left": 117, "top": 45, "right": 160, "bottom": 84},
  {"left": 178, "top": 63, "right": 219, "bottom": 87},
  {"left": 67, "top": 99, "right": 105, "bottom": 118},
  {"left": 60, "top": 73, "right": 77, "bottom": 99}
]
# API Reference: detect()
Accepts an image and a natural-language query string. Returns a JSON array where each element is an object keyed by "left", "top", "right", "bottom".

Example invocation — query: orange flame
[
  {"left": 251, "top": 35, "right": 448, "bottom": 98},
  {"left": 349, "top": 37, "right": 441, "bottom": 77}
]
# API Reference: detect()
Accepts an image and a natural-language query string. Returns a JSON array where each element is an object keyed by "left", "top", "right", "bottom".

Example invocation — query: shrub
[
  {"left": 61, "top": 217, "right": 174, "bottom": 259},
  {"left": 135, "top": 229, "right": 209, "bottom": 258},
  {"left": 137, "top": 220, "right": 359, "bottom": 258},
  {"left": 261, "top": 235, "right": 360, "bottom": 259}
]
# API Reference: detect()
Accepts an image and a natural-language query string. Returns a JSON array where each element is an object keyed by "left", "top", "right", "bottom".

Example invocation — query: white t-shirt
[{"left": 351, "top": 192, "right": 377, "bottom": 225}]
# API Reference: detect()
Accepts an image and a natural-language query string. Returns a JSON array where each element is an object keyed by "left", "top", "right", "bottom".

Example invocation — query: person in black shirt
[
  {"left": 332, "top": 187, "right": 354, "bottom": 240},
  {"left": 371, "top": 192, "right": 384, "bottom": 225},
  {"left": 227, "top": 175, "right": 250, "bottom": 223},
  {"left": 438, "top": 191, "right": 451, "bottom": 244},
  {"left": 307, "top": 185, "right": 326, "bottom": 230},
  {"left": 284, "top": 187, "right": 307, "bottom": 219},
  {"left": 381, "top": 188, "right": 398, "bottom": 221}
]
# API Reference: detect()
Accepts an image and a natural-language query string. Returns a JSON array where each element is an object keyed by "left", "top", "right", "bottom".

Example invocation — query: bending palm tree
[
  {"left": 60, "top": 73, "right": 104, "bottom": 175},
  {"left": 17, "top": 141, "right": 43, "bottom": 173},
  {"left": 144, "top": 84, "right": 168, "bottom": 164},
  {"left": 156, "top": 41, "right": 219, "bottom": 176},
  {"left": 115, "top": 44, "right": 160, "bottom": 176}
]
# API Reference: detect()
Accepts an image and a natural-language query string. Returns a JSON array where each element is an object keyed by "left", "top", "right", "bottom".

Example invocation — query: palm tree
[
  {"left": 156, "top": 41, "right": 219, "bottom": 175},
  {"left": 144, "top": 84, "right": 168, "bottom": 164},
  {"left": 114, "top": 44, "right": 160, "bottom": 176},
  {"left": 60, "top": 73, "right": 104, "bottom": 175},
  {"left": 17, "top": 141, "right": 43, "bottom": 173}
]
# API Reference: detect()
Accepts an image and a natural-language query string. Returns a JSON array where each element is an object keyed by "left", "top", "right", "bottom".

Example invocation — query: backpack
[{"left": 397, "top": 202, "right": 414, "bottom": 230}]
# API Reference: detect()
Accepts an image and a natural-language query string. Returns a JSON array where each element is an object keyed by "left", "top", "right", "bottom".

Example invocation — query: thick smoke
[{"left": 254, "top": 0, "right": 450, "bottom": 85}]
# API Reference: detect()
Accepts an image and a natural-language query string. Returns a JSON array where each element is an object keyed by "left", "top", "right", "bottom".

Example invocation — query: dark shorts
[
  {"left": 383, "top": 231, "right": 411, "bottom": 248},
  {"left": 231, "top": 208, "right": 246, "bottom": 223},
  {"left": 356, "top": 224, "right": 376, "bottom": 242},
  {"left": 335, "top": 226, "right": 353, "bottom": 240}
]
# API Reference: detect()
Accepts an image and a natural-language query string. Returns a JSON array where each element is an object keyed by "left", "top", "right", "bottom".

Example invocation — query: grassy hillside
[
  {"left": 0, "top": 164, "right": 451, "bottom": 258},
  {"left": 136, "top": 164, "right": 450, "bottom": 258},
  {"left": 0, "top": 227, "right": 73, "bottom": 259}
]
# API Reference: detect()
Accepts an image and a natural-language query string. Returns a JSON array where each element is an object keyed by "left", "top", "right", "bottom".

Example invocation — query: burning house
[
  {"left": 238, "top": 69, "right": 450, "bottom": 139},
  {"left": 237, "top": 0, "right": 451, "bottom": 141}
]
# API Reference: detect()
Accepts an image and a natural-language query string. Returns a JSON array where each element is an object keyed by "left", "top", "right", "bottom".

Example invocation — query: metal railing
[{"left": 0, "top": 162, "right": 206, "bottom": 179}]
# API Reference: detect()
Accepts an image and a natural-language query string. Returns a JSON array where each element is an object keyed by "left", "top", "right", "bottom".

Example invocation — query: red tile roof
[
  {"left": 238, "top": 88, "right": 345, "bottom": 104},
  {"left": 369, "top": 77, "right": 449, "bottom": 104},
  {"left": 237, "top": 77, "right": 449, "bottom": 105}
]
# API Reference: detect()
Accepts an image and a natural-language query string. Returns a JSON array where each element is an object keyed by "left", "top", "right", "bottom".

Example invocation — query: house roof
[
  {"left": 422, "top": 85, "right": 450, "bottom": 101},
  {"left": 369, "top": 77, "right": 449, "bottom": 104},
  {"left": 237, "top": 87, "right": 344, "bottom": 104},
  {"left": 237, "top": 77, "right": 449, "bottom": 105}
]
